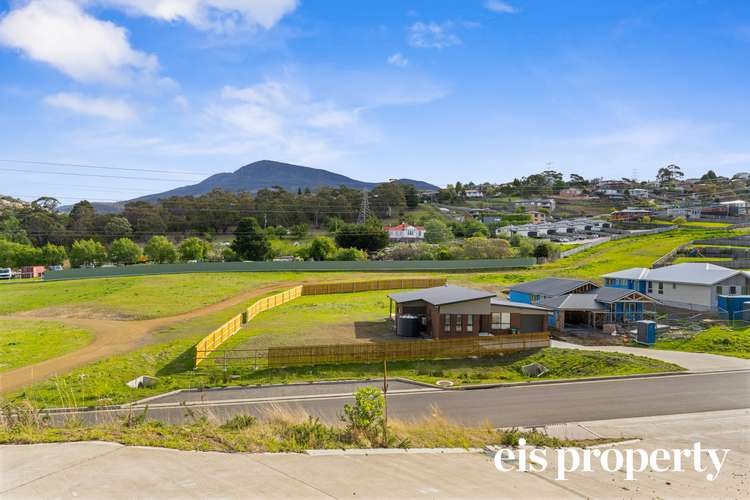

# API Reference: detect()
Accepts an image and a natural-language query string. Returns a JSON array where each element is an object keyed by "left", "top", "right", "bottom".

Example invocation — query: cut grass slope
[
  {"left": 0, "top": 320, "right": 93, "bottom": 373},
  {"left": 653, "top": 325, "right": 750, "bottom": 359}
]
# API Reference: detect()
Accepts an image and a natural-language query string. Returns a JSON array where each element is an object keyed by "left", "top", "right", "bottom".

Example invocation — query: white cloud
[
  {"left": 408, "top": 21, "right": 461, "bottom": 49},
  {"left": 0, "top": 0, "right": 158, "bottom": 84},
  {"left": 92, "top": 0, "right": 299, "bottom": 33},
  {"left": 44, "top": 92, "right": 137, "bottom": 121},
  {"left": 483, "top": 0, "right": 517, "bottom": 14},
  {"left": 387, "top": 53, "right": 409, "bottom": 67}
]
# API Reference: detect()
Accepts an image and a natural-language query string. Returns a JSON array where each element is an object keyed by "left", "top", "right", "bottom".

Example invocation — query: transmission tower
[{"left": 357, "top": 191, "right": 371, "bottom": 224}]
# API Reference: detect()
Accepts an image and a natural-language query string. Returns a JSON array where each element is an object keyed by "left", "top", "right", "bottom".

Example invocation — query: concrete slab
[{"left": 551, "top": 339, "right": 750, "bottom": 372}]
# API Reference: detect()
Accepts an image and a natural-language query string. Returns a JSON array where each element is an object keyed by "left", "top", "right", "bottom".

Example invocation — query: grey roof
[
  {"left": 540, "top": 294, "right": 606, "bottom": 311},
  {"left": 491, "top": 298, "right": 552, "bottom": 312},
  {"left": 603, "top": 263, "right": 743, "bottom": 286},
  {"left": 593, "top": 287, "right": 644, "bottom": 303},
  {"left": 508, "top": 277, "right": 596, "bottom": 296},
  {"left": 389, "top": 285, "right": 495, "bottom": 306}
]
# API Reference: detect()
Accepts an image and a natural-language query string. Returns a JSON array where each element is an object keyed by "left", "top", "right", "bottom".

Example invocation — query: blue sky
[{"left": 0, "top": 0, "right": 748, "bottom": 203}]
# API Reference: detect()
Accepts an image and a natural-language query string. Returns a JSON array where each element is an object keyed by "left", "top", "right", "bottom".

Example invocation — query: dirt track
[{"left": 0, "top": 283, "right": 287, "bottom": 394}]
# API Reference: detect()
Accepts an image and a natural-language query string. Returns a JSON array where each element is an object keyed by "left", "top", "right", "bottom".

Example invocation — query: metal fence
[
  {"left": 43, "top": 258, "right": 536, "bottom": 282},
  {"left": 199, "top": 333, "right": 550, "bottom": 370},
  {"left": 194, "top": 277, "right": 447, "bottom": 366}
]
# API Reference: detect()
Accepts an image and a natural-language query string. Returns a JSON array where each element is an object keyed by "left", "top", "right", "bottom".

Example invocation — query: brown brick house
[{"left": 388, "top": 285, "right": 551, "bottom": 339}]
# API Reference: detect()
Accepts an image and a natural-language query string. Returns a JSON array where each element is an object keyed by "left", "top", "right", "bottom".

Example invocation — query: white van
[{"left": 0, "top": 268, "right": 12, "bottom": 279}]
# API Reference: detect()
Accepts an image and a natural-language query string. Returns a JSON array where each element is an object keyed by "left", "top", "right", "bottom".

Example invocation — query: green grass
[
  {"left": 652, "top": 219, "right": 733, "bottom": 228},
  {"left": 0, "top": 320, "right": 93, "bottom": 373},
  {"left": 651, "top": 325, "right": 750, "bottom": 359},
  {"left": 0, "top": 272, "right": 408, "bottom": 319},
  {"left": 220, "top": 290, "right": 395, "bottom": 351}
]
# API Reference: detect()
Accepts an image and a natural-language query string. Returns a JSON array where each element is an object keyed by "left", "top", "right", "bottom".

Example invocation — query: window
[
  {"left": 658, "top": 282, "right": 663, "bottom": 295},
  {"left": 467, "top": 315, "right": 474, "bottom": 332},
  {"left": 456, "top": 314, "right": 463, "bottom": 332},
  {"left": 491, "top": 313, "right": 510, "bottom": 330},
  {"left": 444, "top": 315, "right": 450, "bottom": 333},
  {"left": 647, "top": 281, "right": 653, "bottom": 294},
  {"left": 730, "top": 286, "right": 737, "bottom": 295},
  {"left": 716, "top": 286, "right": 723, "bottom": 295},
  {"left": 672, "top": 283, "right": 677, "bottom": 290}
]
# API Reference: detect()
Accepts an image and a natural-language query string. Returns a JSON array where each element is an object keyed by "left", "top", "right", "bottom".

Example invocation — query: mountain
[{"left": 134, "top": 160, "right": 439, "bottom": 202}]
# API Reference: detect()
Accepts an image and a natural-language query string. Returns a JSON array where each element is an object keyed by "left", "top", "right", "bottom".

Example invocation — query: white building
[
  {"left": 628, "top": 188, "right": 649, "bottom": 199},
  {"left": 464, "top": 189, "right": 484, "bottom": 198},
  {"left": 384, "top": 223, "right": 425, "bottom": 242},
  {"left": 602, "top": 263, "right": 750, "bottom": 311}
]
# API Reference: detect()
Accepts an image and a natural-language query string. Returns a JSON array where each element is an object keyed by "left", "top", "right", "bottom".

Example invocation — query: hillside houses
[{"left": 498, "top": 218, "right": 612, "bottom": 239}]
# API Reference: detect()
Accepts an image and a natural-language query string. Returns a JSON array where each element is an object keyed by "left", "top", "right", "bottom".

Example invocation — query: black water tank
[{"left": 397, "top": 315, "right": 421, "bottom": 337}]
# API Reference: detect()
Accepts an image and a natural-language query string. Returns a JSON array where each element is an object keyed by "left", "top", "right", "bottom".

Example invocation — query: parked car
[
  {"left": 48, "top": 265, "right": 63, "bottom": 272},
  {"left": 0, "top": 268, "right": 12, "bottom": 279}
]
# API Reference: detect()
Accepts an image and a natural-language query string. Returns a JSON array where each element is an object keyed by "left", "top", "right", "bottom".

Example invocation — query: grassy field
[
  {"left": 0, "top": 272, "right": 411, "bottom": 319},
  {"left": 220, "top": 290, "right": 397, "bottom": 351},
  {"left": 672, "top": 257, "right": 733, "bottom": 264},
  {"left": 0, "top": 320, "right": 93, "bottom": 373},
  {"left": 651, "top": 219, "right": 733, "bottom": 228},
  {"left": 651, "top": 324, "right": 750, "bottom": 359}
]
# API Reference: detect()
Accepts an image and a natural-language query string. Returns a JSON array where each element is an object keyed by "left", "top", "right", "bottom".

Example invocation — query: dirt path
[{"left": 0, "top": 283, "right": 288, "bottom": 394}]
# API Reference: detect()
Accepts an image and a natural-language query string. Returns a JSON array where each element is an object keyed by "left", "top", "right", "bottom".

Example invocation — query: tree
[
  {"left": 462, "top": 237, "right": 512, "bottom": 259},
  {"left": 342, "top": 387, "right": 385, "bottom": 443},
  {"left": 402, "top": 184, "right": 419, "bottom": 209},
  {"left": 0, "top": 213, "right": 30, "bottom": 244},
  {"left": 109, "top": 238, "right": 142, "bottom": 265},
  {"left": 40, "top": 243, "right": 67, "bottom": 266},
  {"left": 144, "top": 236, "right": 178, "bottom": 264},
  {"left": 67, "top": 201, "right": 97, "bottom": 236},
  {"left": 0, "top": 240, "right": 43, "bottom": 267},
  {"left": 309, "top": 236, "right": 337, "bottom": 261},
  {"left": 178, "top": 237, "right": 210, "bottom": 261},
  {"left": 424, "top": 219, "right": 452, "bottom": 244},
  {"left": 334, "top": 222, "right": 389, "bottom": 252},
  {"left": 69, "top": 239, "right": 107, "bottom": 268},
  {"left": 656, "top": 164, "right": 684, "bottom": 187},
  {"left": 231, "top": 217, "right": 271, "bottom": 261},
  {"left": 103, "top": 217, "right": 133, "bottom": 241},
  {"left": 290, "top": 223, "right": 309, "bottom": 239},
  {"left": 701, "top": 170, "right": 718, "bottom": 181}
]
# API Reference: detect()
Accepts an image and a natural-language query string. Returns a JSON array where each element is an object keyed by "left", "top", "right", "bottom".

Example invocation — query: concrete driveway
[{"left": 551, "top": 340, "right": 750, "bottom": 372}]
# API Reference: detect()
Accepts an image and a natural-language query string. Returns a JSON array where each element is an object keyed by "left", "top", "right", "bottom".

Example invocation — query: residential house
[
  {"left": 602, "top": 263, "right": 750, "bottom": 311},
  {"left": 388, "top": 285, "right": 551, "bottom": 339},
  {"left": 464, "top": 189, "right": 484, "bottom": 199},
  {"left": 733, "top": 172, "right": 750, "bottom": 181},
  {"left": 665, "top": 206, "right": 701, "bottom": 219},
  {"left": 507, "top": 278, "right": 658, "bottom": 329},
  {"left": 719, "top": 200, "right": 748, "bottom": 216},
  {"left": 516, "top": 198, "right": 556, "bottom": 212},
  {"left": 628, "top": 188, "right": 649, "bottom": 199},
  {"left": 558, "top": 187, "right": 583, "bottom": 198},
  {"left": 528, "top": 210, "right": 546, "bottom": 224},
  {"left": 384, "top": 223, "right": 425, "bottom": 242},
  {"left": 18, "top": 266, "right": 45, "bottom": 279}
]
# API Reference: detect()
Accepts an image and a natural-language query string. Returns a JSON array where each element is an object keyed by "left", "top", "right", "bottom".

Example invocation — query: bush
[
  {"left": 0, "top": 240, "right": 43, "bottom": 268},
  {"left": 109, "top": 238, "right": 142, "bottom": 265},
  {"left": 335, "top": 222, "right": 389, "bottom": 252},
  {"left": 462, "top": 237, "right": 512, "bottom": 259},
  {"left": 309, "top": 236, "right": 337, "bottom": 261},
  {"left": 672, "top": 216, "right": 687, "bottom": 225},
  {"left": 335, "top": 247, "right": 368, "bottom": 261},
  {"left": 342, "top": 387, "right": 385, "bottom": 444},
  {"left": 143, "top": 236, "right": 178, "bottom": 264},
  {"left": 40, "top": 243, "right": 67, "bottom": 266},
  {"left": 69, "top": 239, "right": 107, "bottom": 268},
  {"left": 232, "top": 217, "right": 271, "bottom": 261},
  {"left": 220, "top": 414, "right": 257, "bottom": 430},
  {"left": 424, "top": 219, "right": 452, "bottom": 243}
]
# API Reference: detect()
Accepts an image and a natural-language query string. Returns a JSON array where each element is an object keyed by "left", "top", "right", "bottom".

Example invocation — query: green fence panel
[{"left": 42, "top": 258, "right": 536, "bottom": 282}]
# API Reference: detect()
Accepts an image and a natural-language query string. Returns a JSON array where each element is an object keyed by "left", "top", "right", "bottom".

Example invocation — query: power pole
[{"left": 357, "top": 191, "right": 371, "bottom": 224}]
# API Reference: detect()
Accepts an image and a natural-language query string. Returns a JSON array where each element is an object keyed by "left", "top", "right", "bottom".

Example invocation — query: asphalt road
[{"left": 52, "top": 370, "right": 750, "bottom": 427}]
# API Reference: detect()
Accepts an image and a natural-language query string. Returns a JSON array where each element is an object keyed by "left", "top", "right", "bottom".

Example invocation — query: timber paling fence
[
  {"left": 194, "top": 277, "right": 447, "bottom": 366},
  {"left": 200, "top": 333, "right": 551, "bottom": 370}
]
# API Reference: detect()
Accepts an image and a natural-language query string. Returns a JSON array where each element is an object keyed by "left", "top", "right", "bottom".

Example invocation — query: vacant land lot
[
  {"left": 221, "top": 290, "right": 399, "bottom": 351},
  {"left": 0, "top": 272, "right": 416, "bottom": 320},
  {"left": 0, "top": 320, "right": 93, "bottom": 373},
  {"left": 652, "top": 324, "right": 750, "bottom": 359}
]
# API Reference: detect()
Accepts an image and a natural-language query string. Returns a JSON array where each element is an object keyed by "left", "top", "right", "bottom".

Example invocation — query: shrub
[
  {"left": 334, "top": 222, "right": 389, "bottom": 252},
  {"left": 178, "top": 237, "right": 211, "bottom": 261},
  {"left": 220, "top": 414, "right": 257, "bottom": 431},
  {"left": 309, "top": 236, "right": 337, "bottom": 261},
  {"left": 335, "top": 247, "right": 368, "bottom": 261},
  {"left": 672, "top": 216, "right": 687, "bottom": 225},
  {"left": 40, "top": 243, "right": 67, "bottom": 266},
  {"left": 424, "top": 219, "right": 453, "bottom": 243},
  {"left": 232, "top": 217, "right": 271, "bottom": 261},
  {"left": 342, "top": 387, "right": 385, "bottom": 443}
]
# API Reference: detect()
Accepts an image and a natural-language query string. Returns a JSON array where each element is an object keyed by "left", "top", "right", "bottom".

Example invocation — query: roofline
[{"left": 507, "top": 279, "right": 599, "bottom": 295}]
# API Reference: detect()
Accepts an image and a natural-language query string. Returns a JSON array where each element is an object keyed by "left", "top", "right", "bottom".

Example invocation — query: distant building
[
  {"left": 733, "top": 172, "right": 750, "bottom": 181},
  {"left": 665, "top": 206, "right": 701, "bottom": 219},
  {"left": 528, "top": 210, "right": 546, "bottom": 224},
  {"left": 18, "top": 266, "right": 45, "bottom": 279},
  {"left": 558, "top": 187, "right": 583, "bottom": 198},
  {"left": 464, "top": 189, "right": 484, "bottom": 199},
  {"left": 628, "top": 188, "right": 649, "bottom": 199},
  {"left": 720, "top": 200, "right": 748, "bottom": 216},
  {"left": 516, "top": 198, "right": 556, "bottom": 212},
  {"left": 384, "top": 223, "right": 425, "bottom": 242}
]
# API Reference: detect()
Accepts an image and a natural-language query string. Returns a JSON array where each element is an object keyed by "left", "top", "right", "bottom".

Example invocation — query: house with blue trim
[{"left": 507, "top": 278, "right": 658, "bottom": 330}]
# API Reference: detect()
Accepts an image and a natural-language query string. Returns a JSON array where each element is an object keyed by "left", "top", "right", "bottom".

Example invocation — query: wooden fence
[
  {"left": 200, "top": 333, "right": 550, "bottom": 369},
  {"left": 194, "top": 277, "right": 447, "bottom": 365},
  {"left": 301, "top": 277, "right": 446, "bottom": 295}
]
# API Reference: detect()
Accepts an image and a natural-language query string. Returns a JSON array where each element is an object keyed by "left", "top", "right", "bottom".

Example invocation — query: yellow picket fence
[{"left": 194, "top": 278, "right": 446, "bottom": 366}]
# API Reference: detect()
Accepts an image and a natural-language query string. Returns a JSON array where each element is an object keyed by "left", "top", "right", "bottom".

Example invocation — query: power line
[
  {"left": 0, "top": 167, "right": 199, "bottom": 183},
  {"left": 0, "top": 159, "right": 203, "bottom": 176}
]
